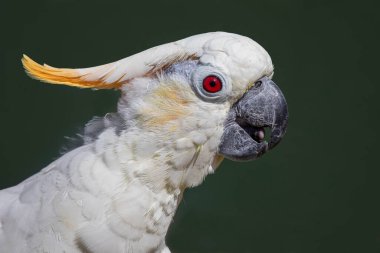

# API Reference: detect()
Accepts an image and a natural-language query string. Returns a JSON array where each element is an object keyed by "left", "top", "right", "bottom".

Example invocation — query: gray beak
[{"left": 218, "top": 77, "right": 288, "bottom": 161}]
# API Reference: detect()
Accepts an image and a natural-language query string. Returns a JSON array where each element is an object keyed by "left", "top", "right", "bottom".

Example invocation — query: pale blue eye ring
[{"left": 191, "top": 66, "right": 231, "bottom": 103}]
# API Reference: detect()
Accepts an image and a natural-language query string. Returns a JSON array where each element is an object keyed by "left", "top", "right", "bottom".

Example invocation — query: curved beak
[{"left": 218, "top": 77, "right": 288, "bottom": 161}]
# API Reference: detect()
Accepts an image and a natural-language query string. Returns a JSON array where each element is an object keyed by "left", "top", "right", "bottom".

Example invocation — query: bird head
[{"left": 22, "top": 32, "right": 288, "bottom": 187}]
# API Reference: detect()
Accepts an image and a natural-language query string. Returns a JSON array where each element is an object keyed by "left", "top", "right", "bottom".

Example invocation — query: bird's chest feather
[
  {"left": 68, "top": 147, "right": 183, "bottom": 252},
  {"left": 75, "top": 183, "right": 180, "bottom": 253},
  {"left": 0, "top": 108, "right": 227, "bottom": 253}
]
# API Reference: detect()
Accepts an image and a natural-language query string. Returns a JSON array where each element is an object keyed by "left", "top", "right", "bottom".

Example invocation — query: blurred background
[{"left": 1, "top": 0, "right": 379, "bottom": 252}]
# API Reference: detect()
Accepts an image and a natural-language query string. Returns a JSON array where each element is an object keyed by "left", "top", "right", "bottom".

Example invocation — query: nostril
[{"left": 254, "top": 80, "right": 262, "bottom": 88}]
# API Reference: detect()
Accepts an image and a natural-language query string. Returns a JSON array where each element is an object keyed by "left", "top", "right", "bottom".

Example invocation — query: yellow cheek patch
[
  {"left": 21, "top": 55, "right": 123, "bottom": 89},
  {"left": 142, "top": 111, "right": 186, "bottom": 127},
  {"left": 140, "top": 84, "right": 191, "bottom": 127},
  {"left": 153, "top": 84, "right": 190, "bottom": 106}
]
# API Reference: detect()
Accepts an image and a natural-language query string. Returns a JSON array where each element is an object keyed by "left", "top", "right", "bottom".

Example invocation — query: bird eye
[
  {"left": 191, "top": 65, "right": 231, "bottom": 103},
  {"left": 202, "top": 75, "right": 223, "bottom": 93}
]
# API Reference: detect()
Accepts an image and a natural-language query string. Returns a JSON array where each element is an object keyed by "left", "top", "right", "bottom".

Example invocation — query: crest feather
[
  {"left": 22, "top": 32, "right": 265, "bottom": 90},
  {"left": 22, "top": 55, "right": 123, "bottom": 89}
]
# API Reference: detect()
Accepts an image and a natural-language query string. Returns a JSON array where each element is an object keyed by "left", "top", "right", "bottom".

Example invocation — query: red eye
[{"left": 202, "top": 75, "right": 223, "bottom": 93}]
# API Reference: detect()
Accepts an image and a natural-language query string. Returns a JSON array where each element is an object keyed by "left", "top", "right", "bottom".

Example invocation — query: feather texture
[
  {"left": 22, "top": 55, "right": 124, "bottom": 89},
  {"left": 1, "top": 32, "right": 275, "bottom": 252}
]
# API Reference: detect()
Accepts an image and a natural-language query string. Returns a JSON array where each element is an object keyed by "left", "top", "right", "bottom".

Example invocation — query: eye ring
[
  {"left": 191, "top": 65, "right": 231, "bottom": 103},
  {"left": 202, "top": 75, "right": 223, "bottom": 93}
]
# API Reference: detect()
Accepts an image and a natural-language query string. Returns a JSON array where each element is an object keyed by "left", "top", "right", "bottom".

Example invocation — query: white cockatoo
[{"left": 0, "top": 32, "right": 288, "bottom": 253}]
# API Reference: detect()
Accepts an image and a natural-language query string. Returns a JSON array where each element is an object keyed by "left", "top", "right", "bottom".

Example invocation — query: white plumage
[{"left": 0, "top": 32, "right": 277, "bottom": 253}]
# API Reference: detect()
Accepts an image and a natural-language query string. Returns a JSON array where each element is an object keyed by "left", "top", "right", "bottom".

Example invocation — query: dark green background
[{"left": 1, "top": 0, "right": 379, "bottom": 252}]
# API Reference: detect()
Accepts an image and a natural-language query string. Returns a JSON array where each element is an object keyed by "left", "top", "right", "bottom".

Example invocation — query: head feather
[
  {"left": 21, "top": 32, "right": 273, "bottom": 91},
  {"left": 22, "top": 55, "right": 124, "bottom": 89}
]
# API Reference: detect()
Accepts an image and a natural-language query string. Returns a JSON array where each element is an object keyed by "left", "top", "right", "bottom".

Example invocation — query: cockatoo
[{"left": 0, "top": 32, "right": 288, "bottom": 253}]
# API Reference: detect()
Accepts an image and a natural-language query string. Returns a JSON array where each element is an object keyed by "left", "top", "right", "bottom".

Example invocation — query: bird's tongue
[
  {"left": 254, "top": 128, "right": 265, "bottom": 142},
  {"left": 241, "top": 125, "right": 266, "bottom": 143}
]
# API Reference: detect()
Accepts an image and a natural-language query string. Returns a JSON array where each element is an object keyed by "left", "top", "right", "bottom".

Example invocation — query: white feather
[{"left": 1, "top": 31, "right": 274, "bottom": 252}]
